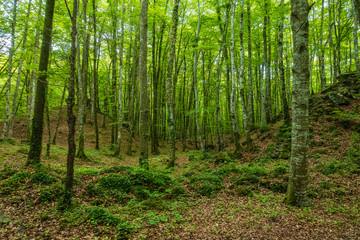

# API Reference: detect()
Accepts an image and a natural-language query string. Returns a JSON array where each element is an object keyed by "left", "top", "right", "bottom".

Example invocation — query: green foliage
[
  {"left": 235, "top": 186, "right": 254, "bottom": 197},
  {"left": 116, "top": 222, "right": 134, "bottom": 240},
  {"left": 213, "top": 152, "right": 234, "bottom": 165},
  {"left": 38, "top": 183, "right": 63, "bottom": 204},
  {"left": 188, "top": 173, "right": 223, "bottom": 197},
  {"left": 85, "top": 182, "right": 105, "bottom": 197},
  {"left": 86, "top": 207, "right": 120, "bottom": 226},
  {"left": 98, "top": 174, "right": 132, "bottom": 192},
  {"left": 1, "top": 171, "right": 29, "bottom": 193},
  {"left": 273, "top": 164, "right": 288, "bottom": 177},
  {"left": 101, "top": 165, "right": 131, "bottom": 174},
  {"left": 75, "top": 166, "right": 100, "bottom": 177},
  {"left": 346, "top": 133, "right": 360, "bottom": 167},
  {"left": 0, "top": 165, "right": 17, "bottom": 180},
  {"left": 128, "top": 167, "right": 173, "bottom": 192},
  {"left": 30, "top": 171, "right": 56, "bottom": 185},
  {"left": 319, "top": 181, "right": 331, "bottom": 189},
  {"left": 318, "top": 159, "right": 349, "bottom": 176}
]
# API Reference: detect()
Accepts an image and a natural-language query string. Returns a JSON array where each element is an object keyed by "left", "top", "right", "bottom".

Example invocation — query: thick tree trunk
[
  {"left": 286, "top": 0, "right": 310, "bottom": 207},
  {"left": 166, "top": 0, "right": 179, "bottom": 168},
  {"left": 27, "top": 1, "right": 42, "bottom": 142},
  {"left": 139, "top": 0, "right": 150, "bottom": 169},
  {"left": 27, "top": 0, "right": 56, "bottom": 164}
]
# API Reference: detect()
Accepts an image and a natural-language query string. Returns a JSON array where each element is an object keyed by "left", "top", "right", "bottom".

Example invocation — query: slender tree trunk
[
  {"left": 279, "top": 0, "right": 290, "bottom": 124},
  {"left": 193, "top": 0, "right": 205, "bottom": 153},
  {"left": 77, "top": 0, "right": 88, "bottom": 160},
  {"left": 238, "top": 0, "right": 252, "bottom": 150},
  {"left": 286, "top": 0, "right": 310, "bottom": 207},
  {"left": 352, "top": 0, "right": 360, "bottom": 71},
  {"left": 166, "top": 0, "right": 179, "bottom": 168},
  {"left": 247, "top": 1, "right": 254, "bottom": 131},
  {"left": 264, "top": 0, "right": 271, "bottom": 124},
  {"left": 230, "top": 1, "right": 242, "bottom": 157},
  {"left": 64, "top": 0, "right": 77, "bottom": 207},
  {"left": 139, "top": 0, "right": 150, "bottom": 169},
  {"left": 115, "top": 1, "right": 126, "bottom": 157},
  {"left": 127, "top": 32, "right": 139, "bottom": 155},
  {"left": 1, "top": 0, "right": 18, "bottom": 140},
  {"left": 27, "top": 0, "right": 56, "bottom": 164},
  {"left": 45, "top": 94, "right": 51, "bottom": 158},
  {"left": 92, "top": 0, "right": 99, "bottom": 150},
  {"left": 9, "top": 0, "right": 31, "bottom": 139},
  {"left": 52, "top": 82, "right": 66, "bottom": 145}
]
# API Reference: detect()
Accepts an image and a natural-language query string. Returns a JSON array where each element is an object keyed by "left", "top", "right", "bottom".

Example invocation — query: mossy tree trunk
[
  {"left": 286, "top": 0, "right": 310, "bottom": 207},
  {"left": 27, "top": 0, "right": 56, "bottom": 165},
  {"left": 166, "top": 0, "right": 179, "bottom": 168},
  {"left": 139, "top": 0, "right": 150, "bottom": 169},
  {"left": 64, "top": 0, "right": 78, "bottom": 207}
]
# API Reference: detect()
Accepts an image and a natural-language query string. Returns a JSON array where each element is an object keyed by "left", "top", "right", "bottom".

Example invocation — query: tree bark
[
  {"left": 278, "top": 0, "right": 290, "bottom": 124},
  {"left": 166, "top": 0, "right": 179, "bottom": 168},
  {"left": 247, "top": 1, "right": 254, "bottom": 131},
  {"left": 64, "top": 0, "right": 78, "bottom": 207},
  {"left": 352, "top": 0, "right": 360, "bottom": 71},
  {"left": 230, "top": 1, "right": 242, "bottom": 158},
  {"left": 1, "top": 0, "right": 18, "bottom": 140},
  {"left": 27, "top": 0, "right": 56, "bottom": 164},
  {"left": 286, "top": 0, "right": 310, "bottom": 207},
  {"left": 139, "top": 0, "right": 150, "bottom": 169}
]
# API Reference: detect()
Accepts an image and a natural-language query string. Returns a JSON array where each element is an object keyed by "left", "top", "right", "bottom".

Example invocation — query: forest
[{"left": 0, "top": 0, "right": 360, "bottom": 238}]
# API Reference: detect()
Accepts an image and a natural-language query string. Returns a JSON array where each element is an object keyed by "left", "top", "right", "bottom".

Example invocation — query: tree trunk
[
  {"left": 278, "top": 0, "right": 290, "bottom": 124},
  {"left": 166, "top": 0, "right": 179, "bottom": 168},
  {"left": 27, "top": 0, "right": 56, "bottom": 164},
  {"left": 264, "top": 0, "right": 271, "bottom": 124},
  {"left": 139, "top": 0, "right": 150, "bottom": 169},
  {"left": 286, "top": 0, "right": 310, "bottom": 207},
  {"left": 193, "top": 0, "right": 205, "bottom": 153},
  {"left": 115, "top": 1, "right": 126, "bottom": 157},
  {"left": 352, "top": 0, "right": 360, "bottom": 71},
  {"left": 247, "top": 1, "right": 254, "bottom": 131},
  {"left": 92, "top": 0, "right": 99, "bottom": 150},
  {"left": 1, "top": 0, "right": 18, "bottom": 140},
  {"left": 9, "top": 0, "right": 31, "bottom": 139},
  {"left": 27, "top": 1, "right": 42, "bottom": 142},
  {"left": 52, "top": 82, "right": 66, "bottom": 145},
  {"left": 77, "top": 0, "right": 88, "bottom": 160},
  {"left": 64, "top": 0, "right": 78, "bottom": 208},
  {"left": 230, "top": 1, "right": 242, "bottom": 158}
]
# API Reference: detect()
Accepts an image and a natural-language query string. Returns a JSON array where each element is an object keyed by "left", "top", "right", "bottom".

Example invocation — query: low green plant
[
  {"left": 98, "top": 174, "right": 132, "bottom": 192},
  {"left": 38, "top": 183, "right": 63, "bottom": 204},
  {"left": 116, "top": 222, "right": 134, "bottom": 240},
  {"left": 86, "top": 207, "right": 120, "bottom": 226},
  {"left": 235, "top": 186, "right": 253, "bottom": 197},
  {"left": 189, "top": 173, "right": 223, "bottom": 197},
  {"left": 0, "top": 165, "right": 17, "bottom": 180},
  {"left": 30, "top": 171, "right": 56, "bottom": 185},
  {"left": 1, "top": 171, "right": 29, "bottom": 193}
]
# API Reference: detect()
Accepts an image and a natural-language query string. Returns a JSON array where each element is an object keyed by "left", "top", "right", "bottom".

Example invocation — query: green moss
[
  {"left": 98, "top": 174, "right": 132, "bottom": 192},
  {"left": 189, "top": 173, "right": 223, "bottom": 197}
]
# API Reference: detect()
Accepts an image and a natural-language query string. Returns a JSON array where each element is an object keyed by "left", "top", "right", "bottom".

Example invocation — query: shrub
[
  {"left": 86, "top": 207, "right": 120, "bottom": 225},
  {"left": 273, "top": 164, "right": 288, "bottom": 177},
  {"left": 98, "top": 174, "right": 132, "bottom": 192},
  {"left": 1, "top": 171, "right": 29, "bottom": 193},
  {"left": 116, "top": 222, "right": 134, "bottom": 240},
  {"left": 30, "top": 171, "right": 57, "bottom": 185},
  {"left": 189, "top": 173, "right": 223, "bottom": 197},
  {"left": 0, "top": 166, "right": 17, "bottom": 180},
  {"left": 236, "top": 186, "right": 253, "bottom": 197},
  {"left": 38, "top": 183, "right": 63, "bottom": 204}
]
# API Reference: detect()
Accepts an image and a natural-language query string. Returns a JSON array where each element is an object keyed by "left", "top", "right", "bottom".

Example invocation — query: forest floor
[{"left": 1, "top": 77, "right": 360, "bottom": 239}]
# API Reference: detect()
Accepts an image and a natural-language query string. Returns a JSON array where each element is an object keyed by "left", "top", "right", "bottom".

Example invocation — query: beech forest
[{"left": 0, "top": 0, "right": 360, "bottom": 238}]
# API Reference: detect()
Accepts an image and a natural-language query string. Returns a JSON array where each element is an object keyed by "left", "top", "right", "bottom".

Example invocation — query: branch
[{"left": 64, "top": 0, "right": 72, "bottom": 19}]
